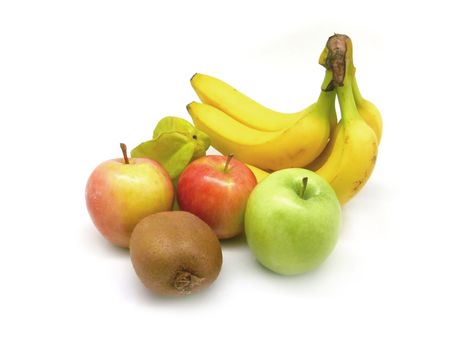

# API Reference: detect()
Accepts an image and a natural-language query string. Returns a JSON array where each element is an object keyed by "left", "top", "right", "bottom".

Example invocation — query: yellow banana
[
  {"left": 245, "top": 164, "right": 270, "bottom": 182},
  {"left": 191, "top": 72, "right": 338, "bottom": 133},
  {"left": 313, "top": 34, "right": 378, "bottom": 205},
  {"left": 187, "top": 84, "right": 335, "bottom": 171}
]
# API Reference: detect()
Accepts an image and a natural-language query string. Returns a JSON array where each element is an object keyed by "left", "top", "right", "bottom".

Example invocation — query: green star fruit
[
  {"left": 152, "top": 117, "right": 210, "bottom": 160},
  {"left": 131, "top": 117, "right": 210, "bottom": 182}
]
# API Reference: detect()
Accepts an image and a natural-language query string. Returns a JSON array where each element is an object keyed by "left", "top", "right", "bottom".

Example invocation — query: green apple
[{"left": 244, "top": 168, "right": 341, "bottom": 275}]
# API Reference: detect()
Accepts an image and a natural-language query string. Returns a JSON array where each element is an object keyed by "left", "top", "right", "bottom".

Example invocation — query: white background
[{"left": 1, "top": 1, "right": 459, "bottom": 349}]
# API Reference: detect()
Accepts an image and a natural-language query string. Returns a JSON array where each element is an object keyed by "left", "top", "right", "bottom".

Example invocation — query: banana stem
[
  {"left": 337, "top": 78, "right": 361, "bottom": 123},
  {"left": 316, "top": 70, "right": 337, "bottom": 115},
  {"left": 351, "top": 74, "right": 365, "bottom": 105},
  {"left": 321, "top": 33, "right": 360, "bottom": 123},
  {"left": 317, "top": 90, "right": 336, "bottom": 116}
]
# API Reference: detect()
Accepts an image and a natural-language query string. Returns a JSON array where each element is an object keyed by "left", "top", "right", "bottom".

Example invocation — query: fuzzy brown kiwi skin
[{"left": 129, "top": 211, "right": 223, "bottom": 297}]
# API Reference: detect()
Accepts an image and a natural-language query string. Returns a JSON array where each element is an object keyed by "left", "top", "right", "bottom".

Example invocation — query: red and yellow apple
[
  {"left": 176, "top": 154, "right": 257, "bottom": 239},
  {"left": 85, "top": 144, "right": 174, "bottom": 248}
]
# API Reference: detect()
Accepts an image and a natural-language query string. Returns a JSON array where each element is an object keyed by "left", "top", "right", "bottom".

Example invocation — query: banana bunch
[
  {"left": 188, "top": 71, "right": 337, "bottom": 171},
  {"left": 188, "top": 34, "right": 382, "bottom": 204}
]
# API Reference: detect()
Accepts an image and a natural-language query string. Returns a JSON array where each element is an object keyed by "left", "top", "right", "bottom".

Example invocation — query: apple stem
[
  {"left": 300, "top": 177, "right": 308, "bottom": 199},
  {"left": 224, "top": 153, "right": 234, "bottom": 173},
  {"left": 120, "top": 143, "right": 130, "bottom": 164}
]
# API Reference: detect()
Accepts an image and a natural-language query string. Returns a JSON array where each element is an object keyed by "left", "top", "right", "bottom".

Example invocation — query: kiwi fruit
[{"left": 130, "top": 211, "right": 223, "bottom": 296}]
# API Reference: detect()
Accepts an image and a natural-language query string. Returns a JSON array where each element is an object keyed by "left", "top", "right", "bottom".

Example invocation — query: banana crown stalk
[{"left": 320, "top": 34, "right": 382, "bottom": 143}]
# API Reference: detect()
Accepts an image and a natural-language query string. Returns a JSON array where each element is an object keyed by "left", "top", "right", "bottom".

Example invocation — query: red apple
[
  {"left": 177, "top": 154, "right": 257, "bottom": 239},
  {"left": 86, "top": 143, "right": 174, "bottom": 248}
]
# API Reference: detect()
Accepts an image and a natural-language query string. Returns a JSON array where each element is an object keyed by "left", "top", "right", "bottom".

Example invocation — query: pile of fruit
[{"left": 85, "top": 34, "right": 382, "bottom": 297}]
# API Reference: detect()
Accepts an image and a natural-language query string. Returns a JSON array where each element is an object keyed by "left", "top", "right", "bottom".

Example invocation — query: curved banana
[
  {"left": 187, "top": 86, "right": 334, "bottom": 171},
  {"left": 314, "top": 34, "right": 378, "bottom": 204},
  {"left": 191, "top": 72, "right": 337, "bottom": 133}
]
